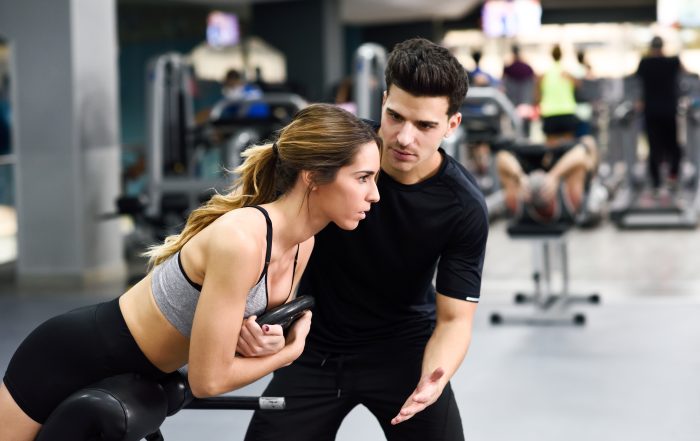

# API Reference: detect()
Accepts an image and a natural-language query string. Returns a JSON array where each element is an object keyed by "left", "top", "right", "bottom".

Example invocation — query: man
[
  {"left": 502, "top": 44, "right": 534, "bottom": 97},
  {"left": 635, "top": 36, "right": 684, "bottom": 192},
  {"left": 245, "top": 38, "right": 488, "bottom": 441},
  {"left": 468, "top": 50, "right": 498, "bottom": 87},
  {"left": 502, "top": 44, "right": 535, "bottom": 136},
  {"left": 495, "top": 135, "right": 598, "bottom": 224}
]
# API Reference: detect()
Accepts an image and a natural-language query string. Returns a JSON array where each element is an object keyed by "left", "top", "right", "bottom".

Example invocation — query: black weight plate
[{"left": 256, "top": 296, "right": 314, "bottom": 330}]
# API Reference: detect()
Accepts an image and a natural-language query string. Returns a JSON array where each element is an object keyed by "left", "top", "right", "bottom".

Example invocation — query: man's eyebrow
[
  {"left": 386, "top": 107, "right": 439, "bottom": 126},
  {"left": 386, "top": 106, "right": 402, "bottom": 117}
]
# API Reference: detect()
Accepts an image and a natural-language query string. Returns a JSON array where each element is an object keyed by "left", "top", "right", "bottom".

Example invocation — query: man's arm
[
  {"left": 391, "top": 295, "right": 477, "bottom": 425},
  {"left": 634, "top": 60, "right": 645, "bottom": 113}
]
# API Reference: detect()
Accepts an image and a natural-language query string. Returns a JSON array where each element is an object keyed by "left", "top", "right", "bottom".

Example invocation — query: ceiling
[
  {"left": 151, "top": 0, "right": 657, "bottom": 25},
  {"left": 340, "top": 0, "right": 482, "bottom": 25}
]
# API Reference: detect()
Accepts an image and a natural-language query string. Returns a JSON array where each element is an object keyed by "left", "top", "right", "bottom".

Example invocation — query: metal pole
[{"left": 353, "top": 43, "right": 386, "bottom": 121}]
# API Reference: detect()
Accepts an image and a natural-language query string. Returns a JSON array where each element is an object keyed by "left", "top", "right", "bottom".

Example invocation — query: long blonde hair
[{"left": 145, "top": 103, "right": 381, "bottom": 267}]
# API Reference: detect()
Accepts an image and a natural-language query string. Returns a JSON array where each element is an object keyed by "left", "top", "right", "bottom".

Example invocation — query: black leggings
[
  {"left": 645, "top": 114, "right": 681, "bottom": 188},
  {"left": 245, "top": 347, "right": 465, "bottom": 441},
  {"left": 3, "top": 297, "right": 167, "bottom": 424}
]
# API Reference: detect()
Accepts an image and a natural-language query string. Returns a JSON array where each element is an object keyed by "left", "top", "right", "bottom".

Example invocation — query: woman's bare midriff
[{"left": 119, "top": 274, "right": 191, "bottom": 373}]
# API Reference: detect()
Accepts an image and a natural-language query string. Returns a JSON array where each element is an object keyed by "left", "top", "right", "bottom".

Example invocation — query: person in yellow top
[{"left": 536, "top": 44, "right": 580, "bottom": 144}]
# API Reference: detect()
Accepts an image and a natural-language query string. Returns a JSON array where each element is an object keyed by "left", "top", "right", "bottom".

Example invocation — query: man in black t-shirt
[
  {"left": 636, "top": 36, "right": 683, "bottom": 191},
  {"left": 244, "top": 38, "right": 488, "bottom": 441}
]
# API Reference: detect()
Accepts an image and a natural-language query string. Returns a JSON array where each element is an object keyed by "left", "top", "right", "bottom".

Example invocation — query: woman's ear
[{"left": 301, "top": 170, "right": 317, "bottom": 190}]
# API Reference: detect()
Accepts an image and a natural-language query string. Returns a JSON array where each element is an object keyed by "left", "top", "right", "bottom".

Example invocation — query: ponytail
[{"left": 144, "top": 143, "right": 278, "bottom": 267}]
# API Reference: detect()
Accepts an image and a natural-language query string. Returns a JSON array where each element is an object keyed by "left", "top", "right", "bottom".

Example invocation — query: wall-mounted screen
[
  {"left": 207, "top": 11, "right": 240, "bottom": 48},
  {"left": 482, "top": 0, "right": 542, "bottom": 38}
]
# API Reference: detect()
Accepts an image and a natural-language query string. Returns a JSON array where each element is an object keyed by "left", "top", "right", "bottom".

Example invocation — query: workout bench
[
  {"left": 33, "top": 297, "right": 315, "bottom": 440},
  {"left": 490, "top": 221, "right": 600, "bottom": 326},
  {"left": 34, "top": 368, "right": 283, "bottom": 441}
]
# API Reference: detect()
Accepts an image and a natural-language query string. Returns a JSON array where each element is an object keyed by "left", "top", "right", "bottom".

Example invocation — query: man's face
[{"left": 379, "top": 85, "right": 461, "bottom": 184}]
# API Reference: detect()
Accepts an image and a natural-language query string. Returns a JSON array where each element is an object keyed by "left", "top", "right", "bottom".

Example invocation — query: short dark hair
[
  {"left": 385, "top": 38, "right": 468, "bottom": 116},
  {"left": 551, "top": 44, "right": 562, "bottom": 61},
  {"left": 225, "top": 69, "right": 242, "bottom": 82}
]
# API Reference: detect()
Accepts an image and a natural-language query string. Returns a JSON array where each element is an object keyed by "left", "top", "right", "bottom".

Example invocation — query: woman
[{"left": 0, "top": 103, "right": 382, "bottom": 441}]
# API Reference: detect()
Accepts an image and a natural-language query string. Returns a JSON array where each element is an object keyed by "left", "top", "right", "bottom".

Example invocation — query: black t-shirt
[
  {"left": 636, "top": 55, "right": 681, "bottom": 118},
  {"left": 299, "top": 149, "right": 489, "bottom": 354}
]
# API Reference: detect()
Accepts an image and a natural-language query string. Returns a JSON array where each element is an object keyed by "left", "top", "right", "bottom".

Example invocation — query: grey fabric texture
[{"left": 151, "top": 251, "right": 267, "bottom": 337}]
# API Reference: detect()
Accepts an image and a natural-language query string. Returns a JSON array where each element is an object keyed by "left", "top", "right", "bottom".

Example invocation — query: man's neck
[{"left": 383, "top": 150, "right": 443, "bottom": 185}]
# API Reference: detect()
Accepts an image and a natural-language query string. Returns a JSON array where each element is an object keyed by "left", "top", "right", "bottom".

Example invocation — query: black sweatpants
[
  {"left": 644, "top": 113, "right": 681, "bottom": 188},
  {"left": 244, "top": 347, "right": 465, "bottom": 441}
]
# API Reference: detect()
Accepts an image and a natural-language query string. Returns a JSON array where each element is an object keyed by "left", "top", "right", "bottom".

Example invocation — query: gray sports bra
[{"left": 151, "top": 205, "right": 299, "bottom": 337}]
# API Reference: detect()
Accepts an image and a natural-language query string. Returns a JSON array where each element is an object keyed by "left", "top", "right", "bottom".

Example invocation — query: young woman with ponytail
[{"left": 0, "top": 103, "right": 382, "bottom": 441}]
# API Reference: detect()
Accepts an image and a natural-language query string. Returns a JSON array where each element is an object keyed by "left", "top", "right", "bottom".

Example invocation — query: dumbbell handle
[{"left": 185, "top": 396, "right": 285, "bottom": 410}]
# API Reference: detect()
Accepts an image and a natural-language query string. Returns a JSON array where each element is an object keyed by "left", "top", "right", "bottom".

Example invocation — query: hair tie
[{"left": 271, "top": 142, "right": 279, "bottom": 156}]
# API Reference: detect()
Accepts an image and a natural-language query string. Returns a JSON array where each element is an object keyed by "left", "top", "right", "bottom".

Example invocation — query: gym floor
[{"left": 1, "top": 219, "right": 699, "bottom": 441}]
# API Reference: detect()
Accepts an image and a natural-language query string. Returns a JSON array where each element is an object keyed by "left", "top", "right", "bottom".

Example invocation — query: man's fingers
[
  {"left": 391, "top": 402, "right": 424, "bottom": 425},
  {"left": 392, "top": 368, "right": 445, "bottom": 424},
  {"left": 410, "top": 393, "right": 431, "bottom": 404}
]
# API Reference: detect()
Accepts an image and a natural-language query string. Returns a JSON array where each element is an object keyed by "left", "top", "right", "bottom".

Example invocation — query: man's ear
[{"left": 444, "top": 112, "right": 462, "bottom": 138}]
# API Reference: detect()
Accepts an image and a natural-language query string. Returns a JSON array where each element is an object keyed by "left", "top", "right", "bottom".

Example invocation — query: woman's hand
[
  {"left": 282, "top": 311, "right": 312, "bottom": 365},
  {"left": 236, "top": 316, "right": 285, "bottom": 357}
]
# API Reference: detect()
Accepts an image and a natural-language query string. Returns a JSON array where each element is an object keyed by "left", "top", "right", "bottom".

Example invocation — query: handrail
[{"left": 464, "top": 86, "right": 524, "bottom": 139}]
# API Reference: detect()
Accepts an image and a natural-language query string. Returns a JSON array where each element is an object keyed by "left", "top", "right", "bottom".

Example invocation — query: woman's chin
[{"left": 335, "top": 219, "right": 361, "bottom": 231}]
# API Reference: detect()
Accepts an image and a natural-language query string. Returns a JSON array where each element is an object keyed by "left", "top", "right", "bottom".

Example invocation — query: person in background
[
  {"left": 497, "top": 44, "right": 598, "bottom": 225},
  {"left": 469, "top": 50, "right": 499, "bottom": 87},
  {"left": 222, "top": 68, "right": 263, "bottom": 102},
  {"left": 635, "top": 36, "right": 684, "bottom": 193},
  {"left": 536, "top": 44, "right": 580, "bottom": 144},
  {"left": 502, "top": 44, "right": 536, "bottom": 137},
  {"left": 570, "top": 49, "right": 595, "bottom": 138},
  {"left": 333, "top": 76, "right": 358, "bottom": 115}
]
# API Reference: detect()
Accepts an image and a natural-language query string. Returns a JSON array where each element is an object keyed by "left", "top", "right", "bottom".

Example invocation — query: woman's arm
[
  {"left": 186, "top": 222, "right": 310, "bottom": 398},
  {"left": 236, "top": 237, "right": 315, "bottom": 358}
]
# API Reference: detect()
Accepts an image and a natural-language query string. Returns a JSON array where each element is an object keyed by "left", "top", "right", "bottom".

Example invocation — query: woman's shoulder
[{"left": 202, "top": 207, "right": 268, "bottom": 257}]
